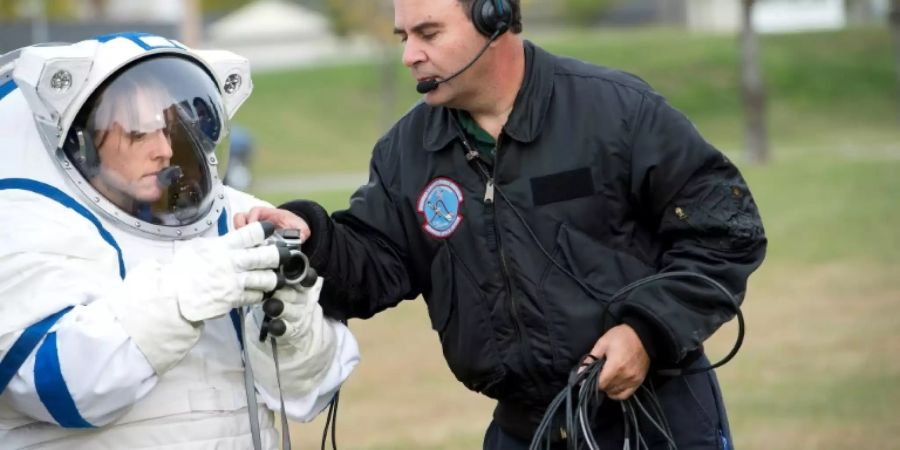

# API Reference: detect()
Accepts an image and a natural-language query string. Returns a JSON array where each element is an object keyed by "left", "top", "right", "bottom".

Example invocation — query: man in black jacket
[{"left": 238, "top": 0, "right": 767, "bottom": 448}]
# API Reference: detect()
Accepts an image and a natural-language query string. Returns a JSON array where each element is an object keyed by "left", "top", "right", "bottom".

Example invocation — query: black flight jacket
[{"left": 285, "top": 40, "right": 766, "bottom": 440}]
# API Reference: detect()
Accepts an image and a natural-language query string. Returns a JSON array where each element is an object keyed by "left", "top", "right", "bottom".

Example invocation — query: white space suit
[{"left": 0, "top": 33, "right": 359, "bottom": 449}]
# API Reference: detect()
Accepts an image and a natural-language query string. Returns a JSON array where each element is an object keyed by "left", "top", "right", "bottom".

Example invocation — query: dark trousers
[{"left": 483, "top": 420, "right": 531, "bottom": 450}]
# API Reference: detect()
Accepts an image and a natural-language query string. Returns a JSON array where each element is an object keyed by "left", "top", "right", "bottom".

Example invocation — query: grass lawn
[{"left": 236, "top": 27, "right": 900, "bottom": 449}]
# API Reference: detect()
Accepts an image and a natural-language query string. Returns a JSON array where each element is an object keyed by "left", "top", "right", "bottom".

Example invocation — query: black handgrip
[
  {"left": 268, "top": 319, "right": 287, "bottom": 337},
  {"left": 263, "top": 298, "right": 284, "bottom": 317}
]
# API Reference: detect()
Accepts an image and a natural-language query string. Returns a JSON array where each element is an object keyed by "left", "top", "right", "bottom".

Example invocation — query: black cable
[
  {"left": 320, "top": 395, "right": 333, "bottom": 450},
  {"left": 319, "top": 318, "right": 346, "bottom": 450},
  {"left": 629, "top": 394, "right": 676, "bottom": 449},
  {"left": 330, "top": 390, "right": 340, "bottom": 450},
  {"left": 320, "top": 393, "right": 337, "bottom": 450},
  {"left": 614, "top": 272, "right": 744, "bottom": 376}
]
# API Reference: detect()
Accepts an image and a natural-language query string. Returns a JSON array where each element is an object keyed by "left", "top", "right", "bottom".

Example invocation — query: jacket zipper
[
  {"left": 486, "top": 135, "right": 554, "bottom": 401},
  {"left": 483, "top": 138, "right": 523, "bottom": 342}
]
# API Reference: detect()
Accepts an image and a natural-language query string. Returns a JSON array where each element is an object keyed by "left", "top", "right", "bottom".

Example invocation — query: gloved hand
[
  {"left": 245, "top": 278, "right": 337, "bottom": 397},
  {"left": 171, "top": 222, "right": 281, "bottom": 322},
  {"left": 107, "top": 222, "right": 281, "bottom": 374}
]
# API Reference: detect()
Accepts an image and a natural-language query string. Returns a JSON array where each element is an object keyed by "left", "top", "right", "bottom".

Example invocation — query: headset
[
  {"left": 62, "top": 126, "right": 101, "bottom": 178},
  {"left": 471, "top": 0, "right": 513, "bottom": 37}
]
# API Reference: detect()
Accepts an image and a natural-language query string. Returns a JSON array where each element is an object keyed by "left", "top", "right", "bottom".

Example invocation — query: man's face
[
  {"left": 95, "top": 90, "right": 173, "bottom": 205},
  {"left": 394, "top": 0, "right": 487, "bottom": 105}
]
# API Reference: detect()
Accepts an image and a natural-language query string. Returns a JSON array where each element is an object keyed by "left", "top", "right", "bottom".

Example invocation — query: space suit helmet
[
  {"left": 64, "top": 55, "right": 226, "bottom": 228},
  {"left": 12, "top": 33, "right": 252, "bottom": 238}
]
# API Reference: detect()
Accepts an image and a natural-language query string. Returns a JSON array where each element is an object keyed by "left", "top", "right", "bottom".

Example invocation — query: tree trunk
[
  {"left": 179, "top": 0, "right": 202, "bottom": 48},
  {"left": 739, "top": 0, "right": 769, "bottom": 165},
  {"left": 846, "top": 0, "right": 874, "bottom": 25},
  {"left": 891, "top": 0, "right": 900, "bottom": 117}
]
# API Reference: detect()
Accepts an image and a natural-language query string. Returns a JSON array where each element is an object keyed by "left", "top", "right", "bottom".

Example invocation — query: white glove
[
  {"left": 108, "top": 222, "right": 281, "bottom": 374},
  {"left": 246, "top": 277, "right": 337, "bottom": 397},
  {"left": 172, "top": 222, "right": 281, "bottom": 322}
]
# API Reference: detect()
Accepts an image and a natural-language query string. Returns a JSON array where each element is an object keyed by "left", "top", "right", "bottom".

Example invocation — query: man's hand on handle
[{"left": 234, "top": 207, "right": 311, "bottom": 242}]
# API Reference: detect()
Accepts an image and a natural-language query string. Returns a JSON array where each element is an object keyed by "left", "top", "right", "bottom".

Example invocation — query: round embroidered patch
[{"left": 416, "top": 177, "right": 464, "bottom": 239}]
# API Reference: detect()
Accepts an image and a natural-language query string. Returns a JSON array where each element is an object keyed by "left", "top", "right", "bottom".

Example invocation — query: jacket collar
[{"left": 423, "top": 40, "right": 555, "bottom": 152}]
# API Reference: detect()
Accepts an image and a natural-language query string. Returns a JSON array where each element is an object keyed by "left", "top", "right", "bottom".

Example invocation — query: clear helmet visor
[{"left": 64, "top": 55, "right": 229, "bottom": 226}]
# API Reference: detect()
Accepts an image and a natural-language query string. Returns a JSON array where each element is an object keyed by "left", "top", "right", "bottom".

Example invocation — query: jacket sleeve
[
  {"left": 281, "top": 138, "right": 420, "bottom": 320},
  {"left": 609, "top": 93, "right": 767, "bottom": 365}
]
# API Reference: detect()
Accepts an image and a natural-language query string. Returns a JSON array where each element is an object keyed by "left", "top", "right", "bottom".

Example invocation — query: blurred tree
[
  {"left": 200, "top": 0, "right": 254, "bottom": 14},
  {"left": 739, "top": 0, "right": 769, "bottom": 165},
  {"left": 0, "top": 0, "right": 76, "bottom": 20},
  {"left": 560, "top": 0, "right": 621, "bottom": 27},
  {"left": 323, "top": 0, "right": 397, "bottom": 130},
  {"left": 325, "top": 0, "right": 393, "bottom": 39},
  {"left": 0, "top": 0, "right": 17, "bottom": 18}
]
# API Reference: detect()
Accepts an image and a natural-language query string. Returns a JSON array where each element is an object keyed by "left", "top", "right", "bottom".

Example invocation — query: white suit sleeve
[
  {"left": 0, "top": 194, "right": 159, "bottom": 428},
  {"left": 1, "top": 296, "right": 158, "bottom": 428}
]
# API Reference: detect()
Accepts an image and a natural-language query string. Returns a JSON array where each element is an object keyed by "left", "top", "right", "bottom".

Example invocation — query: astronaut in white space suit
[{"left": 0, "top": 33, "right": 359, "bottom": 449}]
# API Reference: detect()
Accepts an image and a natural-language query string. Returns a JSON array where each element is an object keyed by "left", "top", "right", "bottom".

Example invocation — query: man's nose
[{"left": 401, "top": 38, "right": 426, "bottom": 68}]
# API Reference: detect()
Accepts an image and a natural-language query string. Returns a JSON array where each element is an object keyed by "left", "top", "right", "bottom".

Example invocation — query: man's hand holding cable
[{"left": 588, "top": 324, "right": 650, "bottom": 401}]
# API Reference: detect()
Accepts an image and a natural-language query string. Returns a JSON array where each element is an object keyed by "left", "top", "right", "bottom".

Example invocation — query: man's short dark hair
[{"left": 458, "top": 0, "right": 523, "bottom": 34}]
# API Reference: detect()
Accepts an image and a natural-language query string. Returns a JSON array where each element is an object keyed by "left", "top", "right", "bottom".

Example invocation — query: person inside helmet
[
  {"left": 90, "top": 78, "right": 175, "bottom": 208},
  {"left": 66, "top": 55, "right": 224, "bottom": 226}
]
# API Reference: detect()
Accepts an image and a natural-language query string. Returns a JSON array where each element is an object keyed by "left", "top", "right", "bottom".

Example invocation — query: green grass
[
  {"left": 744, "top": 157, "right": 900, "bottom": 265},
  {"left": 238, "top": 27, "right": 900, "bottom": 449},
  {"left": 236, "top": 27, "right": 898, "bottom": 176},
  {"left": 261, "top": 189, "right": 353, "bottom": 212}
]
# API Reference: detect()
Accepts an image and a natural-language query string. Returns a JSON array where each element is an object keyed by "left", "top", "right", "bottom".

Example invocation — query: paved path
[{"left": 251, "top": 171, "right": 368, "bottom": 194}]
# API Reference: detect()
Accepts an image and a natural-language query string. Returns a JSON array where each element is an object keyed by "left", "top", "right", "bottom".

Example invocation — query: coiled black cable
[{"left": 529, "top": 356, "right": 681, "bottom": 450}]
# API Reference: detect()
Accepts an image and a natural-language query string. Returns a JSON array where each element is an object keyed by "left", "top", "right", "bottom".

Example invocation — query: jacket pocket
[
  {"left": 424, "top": 243, "right": 505, "bottom": 395},
  {"left": 554, "top": 223, "right": 654, "bottom": 296},
  {"left": 426, "top": 244, "right": 454, "bottom": 333},
  {"left": 538, "top": 223, "right": 655, "bottom": 373}
]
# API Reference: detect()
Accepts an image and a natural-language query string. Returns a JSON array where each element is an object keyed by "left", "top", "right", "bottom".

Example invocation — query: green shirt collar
[{"left": 457, "top": 110, "right": 496, "bottom": 162}]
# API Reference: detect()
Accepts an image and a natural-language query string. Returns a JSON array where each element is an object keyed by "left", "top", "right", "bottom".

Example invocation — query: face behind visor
[{"left": 64, "top": 55, "right": 229, "bottom": 229}]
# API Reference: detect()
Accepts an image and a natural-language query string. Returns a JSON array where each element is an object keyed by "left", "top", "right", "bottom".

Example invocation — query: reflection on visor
[{"left": 171, "top": 96, "right": 222, "bottom": 154}]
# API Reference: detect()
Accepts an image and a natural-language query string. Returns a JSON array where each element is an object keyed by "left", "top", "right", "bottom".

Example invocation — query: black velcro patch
[{"left": 530, "top": 168, "right": 595, "bottom": 206}]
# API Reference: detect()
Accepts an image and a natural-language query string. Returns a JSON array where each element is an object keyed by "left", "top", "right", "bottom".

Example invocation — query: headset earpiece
[
  {"left": 471, "top": 0, "right": 513, "bottom": 38},
  {"left": 63, "top": 126, "right": 100, "bottom": 178}
]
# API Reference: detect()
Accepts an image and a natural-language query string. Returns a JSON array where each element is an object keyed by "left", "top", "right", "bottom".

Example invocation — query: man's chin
[
  {"left": 422, "top": 93, "right": 441, "bottom": 106},
  {"left": 423, "top": 91, "right": 455, "bottom": 108}
]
